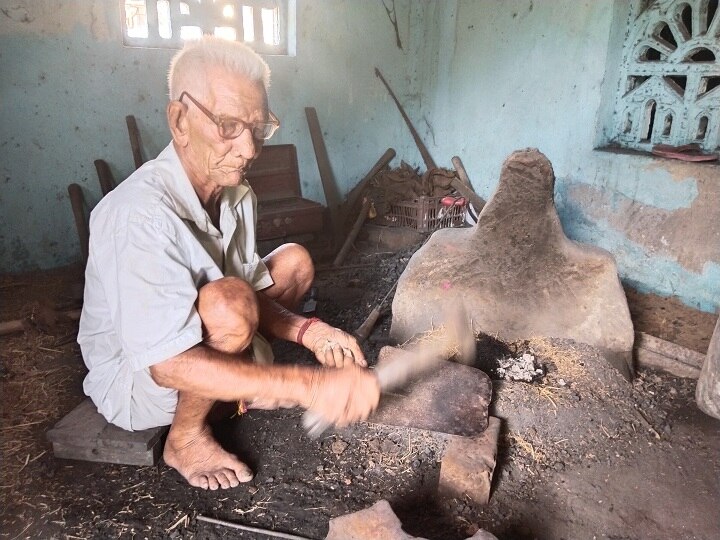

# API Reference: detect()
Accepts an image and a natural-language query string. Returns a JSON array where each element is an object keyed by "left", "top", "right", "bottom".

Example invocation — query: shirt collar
[{"left": 154, "top": 143, "right": 251, "bottom": 234}]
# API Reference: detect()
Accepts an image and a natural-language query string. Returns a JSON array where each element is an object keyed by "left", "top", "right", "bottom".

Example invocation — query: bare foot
[{"left": 163, "top": 426, "right": 253, "bottom": 490}]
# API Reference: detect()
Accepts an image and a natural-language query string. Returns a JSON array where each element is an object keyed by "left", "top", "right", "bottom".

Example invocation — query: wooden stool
[{"left": 47, "top": 399, "right": 168, "bottom": 466}]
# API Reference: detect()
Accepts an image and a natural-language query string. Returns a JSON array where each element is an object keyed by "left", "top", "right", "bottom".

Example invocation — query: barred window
[
  {"left": 609, "top": 0, "right": 719, "bottom": 152},
  {"left": 121, "top": 0, "right": 294, "bottom": 55}
]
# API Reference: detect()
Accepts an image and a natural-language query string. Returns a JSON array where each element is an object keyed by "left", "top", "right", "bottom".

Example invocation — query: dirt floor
[{"left": 1, "top": 236, "right": 719, "bottom": 539}]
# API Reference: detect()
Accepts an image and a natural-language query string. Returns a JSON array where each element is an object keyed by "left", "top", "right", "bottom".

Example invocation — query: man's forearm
[
  {"left": 150, "top": 344, "right": 315, "bottom": 405},
  {"left": 256, "top": 290, "right": 306, "bottom": 343}
]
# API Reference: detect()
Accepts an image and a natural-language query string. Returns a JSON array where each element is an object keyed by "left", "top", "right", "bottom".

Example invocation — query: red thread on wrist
[{"left": 297, "top": 317, "right": 321, "bottom": 346}]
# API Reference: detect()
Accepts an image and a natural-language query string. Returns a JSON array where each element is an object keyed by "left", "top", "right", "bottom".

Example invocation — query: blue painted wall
[
  {"left": 0, "top": 0, "right": 426, "bottom": 270},
  {"left": 1, "top": 0, "right": 718, "bottom": 313},
  {"left": 416, "top": 0, "right": 720, "bottom": 313}
]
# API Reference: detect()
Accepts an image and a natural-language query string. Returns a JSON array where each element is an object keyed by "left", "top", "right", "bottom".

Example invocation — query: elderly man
[{"left": 78, "top": 37, "right": 380, "bottom": 490}]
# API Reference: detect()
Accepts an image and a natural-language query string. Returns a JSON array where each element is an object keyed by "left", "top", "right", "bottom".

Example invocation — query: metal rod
[{"left": 196, "top": 515, "right": 315, "bottom": 540}]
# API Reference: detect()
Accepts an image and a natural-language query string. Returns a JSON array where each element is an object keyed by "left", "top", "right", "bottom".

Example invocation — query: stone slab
[
  {"left": 696, "top": 316, "right": 720, "bottom": 419},
  {"left": 326, "top": 499, "right": 498, "bottom": 540},
  {"left": 326, "top": 499, "right": 423, "bottom": 540},
  {"left": 369, "top": 348, "right": 492, "bottom": 436},
  {"left": 47, "top": 398, "right": 168, "bottom": 466},
  {"left": 438, "top": 416, "right": 502, "bottom": 506}
]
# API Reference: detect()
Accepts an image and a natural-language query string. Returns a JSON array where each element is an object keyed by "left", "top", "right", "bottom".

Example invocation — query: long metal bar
[{"left": 196, "top": 515, "right": 314, "bottom": 540}]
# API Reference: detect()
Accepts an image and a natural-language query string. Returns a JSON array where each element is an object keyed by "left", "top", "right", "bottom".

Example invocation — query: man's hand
[
  {"left": 306, "top": 364, "right": 380, "bottom": 427},
  {"left": 302, "top": 320, "right": 367, "bottom": 368}
]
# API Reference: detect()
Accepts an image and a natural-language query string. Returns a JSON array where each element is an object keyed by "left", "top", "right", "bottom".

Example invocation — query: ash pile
[{"left": 495, "top": 351, "right": 545, "bottom": 382}]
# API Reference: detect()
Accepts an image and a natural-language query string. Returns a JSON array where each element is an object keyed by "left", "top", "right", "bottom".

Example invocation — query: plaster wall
[
  {"left": 0, "top": 0, "right": 427, "bottom": 271},
  {"left": 1, "top": 0, "right": 718, "bottom": 314},
  {"left": 419, "top": 0, "right": 720, "bottom": 313}
]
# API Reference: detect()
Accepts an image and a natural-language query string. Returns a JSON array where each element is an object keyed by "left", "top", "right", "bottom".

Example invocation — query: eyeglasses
[{"left": 179, "top": 91, "right": 280, "bottom": 141}]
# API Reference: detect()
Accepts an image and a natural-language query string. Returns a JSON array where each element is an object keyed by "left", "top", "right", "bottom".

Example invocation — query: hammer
[{"left": 302, "top": 306, "right": 476, "bottom": 438}]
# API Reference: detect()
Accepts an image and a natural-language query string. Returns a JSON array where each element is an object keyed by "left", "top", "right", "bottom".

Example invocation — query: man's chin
[{"left": 219, "top": 169, "right": 246, "bottom": 185}]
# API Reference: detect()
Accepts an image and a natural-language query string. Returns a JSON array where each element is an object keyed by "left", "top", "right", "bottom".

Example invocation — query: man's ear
[{"left": 167, "top": 100, "right": 189, "bottom": 147}]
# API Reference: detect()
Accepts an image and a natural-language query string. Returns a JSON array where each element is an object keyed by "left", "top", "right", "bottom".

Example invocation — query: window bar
[
  {"left": 253, "top": 6, "right": 264, "bottom": 47},
  {"left": 169, "top": 0, "right": 185, "bottom": 42},
  {"left": 143, "top": 0, "right": 159, "bottom": 40}
]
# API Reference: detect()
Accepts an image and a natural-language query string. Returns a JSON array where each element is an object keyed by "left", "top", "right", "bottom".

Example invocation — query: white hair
[{"left": 168, "top": 36, "right": 271, "bottom": 100}]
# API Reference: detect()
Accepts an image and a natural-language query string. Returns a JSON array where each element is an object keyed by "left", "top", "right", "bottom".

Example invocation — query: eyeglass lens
[{"left": 219, "top": 118, "right": 276, "bottom": 140}]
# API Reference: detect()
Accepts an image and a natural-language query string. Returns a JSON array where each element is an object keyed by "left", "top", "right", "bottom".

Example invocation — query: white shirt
[{"left": 78, "top": 142, "right": 273, "bottom": 430}]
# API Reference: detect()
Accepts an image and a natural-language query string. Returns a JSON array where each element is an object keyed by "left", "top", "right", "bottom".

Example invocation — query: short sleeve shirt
[{"left": 77, "top": 142, "right": 273, "bottom": 429}]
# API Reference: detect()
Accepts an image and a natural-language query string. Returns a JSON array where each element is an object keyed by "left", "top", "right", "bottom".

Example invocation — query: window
[
  {"left": 608, "top": 0, "right": 720, "bottom": 152},
  {"left": 121, "top": 0, "right": 295, "bottom": 55}
]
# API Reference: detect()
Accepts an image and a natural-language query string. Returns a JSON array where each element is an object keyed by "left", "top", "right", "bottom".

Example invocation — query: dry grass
[
  {"left": 527, "top": 336, "right": 588, "bottom": 381},
  {"left": 0, "top": 266, "right": 85, "bottom": 507},
  {"left": 0, "top": 331, "right": 84, "bottom": 494},
  {"left": 506, "top": 432, "right": 545, "bottom": 465}
]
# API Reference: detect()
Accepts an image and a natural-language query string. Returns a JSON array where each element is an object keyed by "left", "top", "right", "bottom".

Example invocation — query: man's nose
[{"left": 231, "top": 128, "right": 258, "bottom": 160}]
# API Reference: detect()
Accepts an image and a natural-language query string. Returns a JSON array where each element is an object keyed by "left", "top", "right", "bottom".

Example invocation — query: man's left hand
[{"left": 302, "top": 321, "right": 367, "bottom": 368}]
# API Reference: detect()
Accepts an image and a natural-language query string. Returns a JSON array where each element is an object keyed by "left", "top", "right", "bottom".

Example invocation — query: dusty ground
[{"left": 1, "top": 238, "right": 719, "bottom": 539}]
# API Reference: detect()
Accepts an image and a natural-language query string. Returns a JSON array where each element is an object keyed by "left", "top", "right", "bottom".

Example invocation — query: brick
[
  {"left": 326, "top": 500, "right": 425, "bottom": 540},
  {"left": 438, "top": 416, "right": 502, "bottom": 506}
]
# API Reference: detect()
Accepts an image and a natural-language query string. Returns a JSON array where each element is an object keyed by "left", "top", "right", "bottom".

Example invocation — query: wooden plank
[
  {"left": 245, "top": 144, "right": 301, "bottom": 200},
  {"left": 50, "top": 440, "right": 162, "bottom": 467},
  {"left": 47, "top": 399, "right": 108, "bottom": 444},
  {"left": 48, "top": 399, "right": 167, "bottom": 453},
  {"left": 634, "top": 331, "right": 705, "bottom": 379},
  {"left": 126, "top": 115, "right": 145, "bottom": 170},
  {"left": 374, "top": 67, "right": 437, "bottom": 170},
  {"left": 94, "top": 159, "right": 115, "bottom": 196},
  {"left": 451, "top": 156, "right": 486, "bottom": 212},
  {"left": 305, "top": 107, "right": 342, "bottom": 245},
  {"left": 345, "top": 148, "right": 396, "bottom": 217},
  {"left": 67, "top": 183, "right": 89, "bottom": 263}
]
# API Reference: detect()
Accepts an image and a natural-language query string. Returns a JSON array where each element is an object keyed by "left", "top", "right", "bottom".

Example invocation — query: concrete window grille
[
  {"left": 121, "top": 0, "right": 295, "bottom": 55},
  {"left": 611, "top": 0, "right": 720, "bottom": 152}
]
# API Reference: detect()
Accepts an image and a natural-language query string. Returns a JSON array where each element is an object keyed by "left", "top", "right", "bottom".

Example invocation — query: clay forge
[{"left": 390, "top": 148, "right": 635, "bottom": 378}]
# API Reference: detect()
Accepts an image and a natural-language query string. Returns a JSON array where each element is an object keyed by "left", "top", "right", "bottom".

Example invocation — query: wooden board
[
  {"left": 256, "top": 198, "right": 325, "bottom": 240},
  {"left": 305, "top": 107, "right": 342, "bottom": 245},
  {"left": 245, "top": 143, "right": 327, "bottom": 241},
  {"left": 47, "top": 399, "right": 168, "bottom": 466},
  {"left": 634, "top": 331, "right": 705, "bottom": 379},
  {"left": 245, "top": 144, "right": 302, "bottom": 200}
]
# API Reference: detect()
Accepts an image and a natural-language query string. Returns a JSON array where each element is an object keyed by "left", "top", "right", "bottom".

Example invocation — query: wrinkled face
[{"left": 185, "top": 67, "right": 268, "bottom": 189}]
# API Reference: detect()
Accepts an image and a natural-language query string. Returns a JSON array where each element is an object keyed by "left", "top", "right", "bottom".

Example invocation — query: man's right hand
[{"left": 306, "top": 364, "right": 381, "bottom": 427}]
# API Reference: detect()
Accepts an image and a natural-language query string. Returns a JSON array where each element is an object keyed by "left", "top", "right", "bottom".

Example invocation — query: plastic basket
[{"left": 385, "top": 196, "right": 467, "bottom": 232}]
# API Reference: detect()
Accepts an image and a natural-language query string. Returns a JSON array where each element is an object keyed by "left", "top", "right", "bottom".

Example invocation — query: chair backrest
[{"left": 244, "top": 144, "right": 301, "bottom": 201}]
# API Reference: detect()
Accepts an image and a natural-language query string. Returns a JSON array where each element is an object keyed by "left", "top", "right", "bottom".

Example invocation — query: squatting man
[{"left": 78, "top": 37, "right": 381, "bottom": 490}]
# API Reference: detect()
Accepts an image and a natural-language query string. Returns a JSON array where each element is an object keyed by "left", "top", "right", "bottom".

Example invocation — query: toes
[
  {"left": 189, "top": 474, "right": 210, "bottom": 490},
  {"left": 207, "top": 475, "right": 220, "bottom": 490},
  {"left": 234, "top": 463, "right": 254, "bottom": 483},
  {"left": 224, "top": 469, "right": 241, "bottom": 488},
  {"left": 215, "top": 471, "right": 231, "bottom": 489}
]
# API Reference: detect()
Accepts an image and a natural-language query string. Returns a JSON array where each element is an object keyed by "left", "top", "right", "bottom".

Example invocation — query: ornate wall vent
[{"left": 611, "top": 0, "right": 719, "bottom": 152}]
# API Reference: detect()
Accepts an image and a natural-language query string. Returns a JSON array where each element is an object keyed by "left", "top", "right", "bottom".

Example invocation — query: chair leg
[
  {"left": 126, "top": 115, "right": 145, "bottom": 170},
  {"left": 67, "top": 183, "right": 89, "bottom": 264},
  {"left": 94, "top": 159, "right": 115, "bottom": 197}
]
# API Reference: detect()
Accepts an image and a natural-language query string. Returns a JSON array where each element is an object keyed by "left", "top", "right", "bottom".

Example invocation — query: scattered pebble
[{"left": 331, "top": 439, "right": 349, "bottom": 455}]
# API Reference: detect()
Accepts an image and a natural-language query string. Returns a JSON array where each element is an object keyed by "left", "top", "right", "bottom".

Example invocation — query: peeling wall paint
[
  {"left": 0, "top": 0, "right": 428, "bottom": 271},
  {"left": 0, "top": 0, "right": 111, "bottom": 40},
  {"left": 1, "top": 0, "right": 718, "bottom": 314},
  {"left": 419, "top": 0, "right": 719, "bottom": 312}
]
